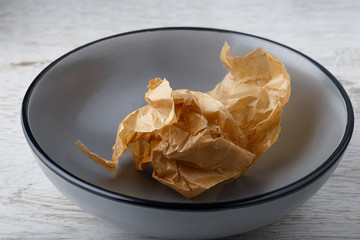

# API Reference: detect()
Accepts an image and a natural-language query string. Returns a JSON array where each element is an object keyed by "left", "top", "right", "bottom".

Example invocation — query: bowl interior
[{"left": 26, "top": 29, "right": 348, "bottom": 203}]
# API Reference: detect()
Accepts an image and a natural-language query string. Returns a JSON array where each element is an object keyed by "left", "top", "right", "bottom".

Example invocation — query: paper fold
[{"left": 77, "top": 42, "right": 291, "bottom": 198}]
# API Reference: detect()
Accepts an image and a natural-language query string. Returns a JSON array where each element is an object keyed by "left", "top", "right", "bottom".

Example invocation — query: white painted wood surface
[{"left": 1, "top": 0, "right": 359, "bottom": 239}]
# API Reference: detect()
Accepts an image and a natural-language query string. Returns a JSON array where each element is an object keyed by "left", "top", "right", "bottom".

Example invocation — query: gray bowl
[{"left": 21, "top": 28, "right": 354, "bottom": 239}]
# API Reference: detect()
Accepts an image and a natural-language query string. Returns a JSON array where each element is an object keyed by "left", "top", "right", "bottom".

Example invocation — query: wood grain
[{"left": 0, "top": 0, "right": 359, "bottom": 239}]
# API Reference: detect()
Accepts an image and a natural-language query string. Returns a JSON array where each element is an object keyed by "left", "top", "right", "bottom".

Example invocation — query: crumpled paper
[{"left": 76, "top": 42, "right": 291, "bottom": 198}]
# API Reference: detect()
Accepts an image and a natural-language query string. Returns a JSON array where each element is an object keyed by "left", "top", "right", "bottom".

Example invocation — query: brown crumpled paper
[{"left": 76, "top": 42, "right": 291, "bottom": 198}]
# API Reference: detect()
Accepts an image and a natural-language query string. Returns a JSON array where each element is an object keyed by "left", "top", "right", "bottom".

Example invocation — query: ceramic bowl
[{"left": 21, "top": 28, "right": 354, "bottom": 239}]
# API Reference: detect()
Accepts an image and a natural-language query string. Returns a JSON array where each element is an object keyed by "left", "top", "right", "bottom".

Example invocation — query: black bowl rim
[{"left": 21, "top": 27, "right": 354, "bottom": 211}]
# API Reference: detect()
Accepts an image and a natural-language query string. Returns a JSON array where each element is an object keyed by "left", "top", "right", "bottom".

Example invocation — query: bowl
[{"left": 21, "top": 27, "right": 354, "bottom": 239}]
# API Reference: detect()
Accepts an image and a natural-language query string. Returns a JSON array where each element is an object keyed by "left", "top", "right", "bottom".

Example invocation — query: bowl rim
[{"left": 21, "top": 27, "right": 354, "bottom": 211}]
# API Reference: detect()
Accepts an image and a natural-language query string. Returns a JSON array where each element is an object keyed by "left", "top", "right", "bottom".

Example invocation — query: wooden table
[{"left": 1, "top": 0, "right": 359, "bottom": 239}]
